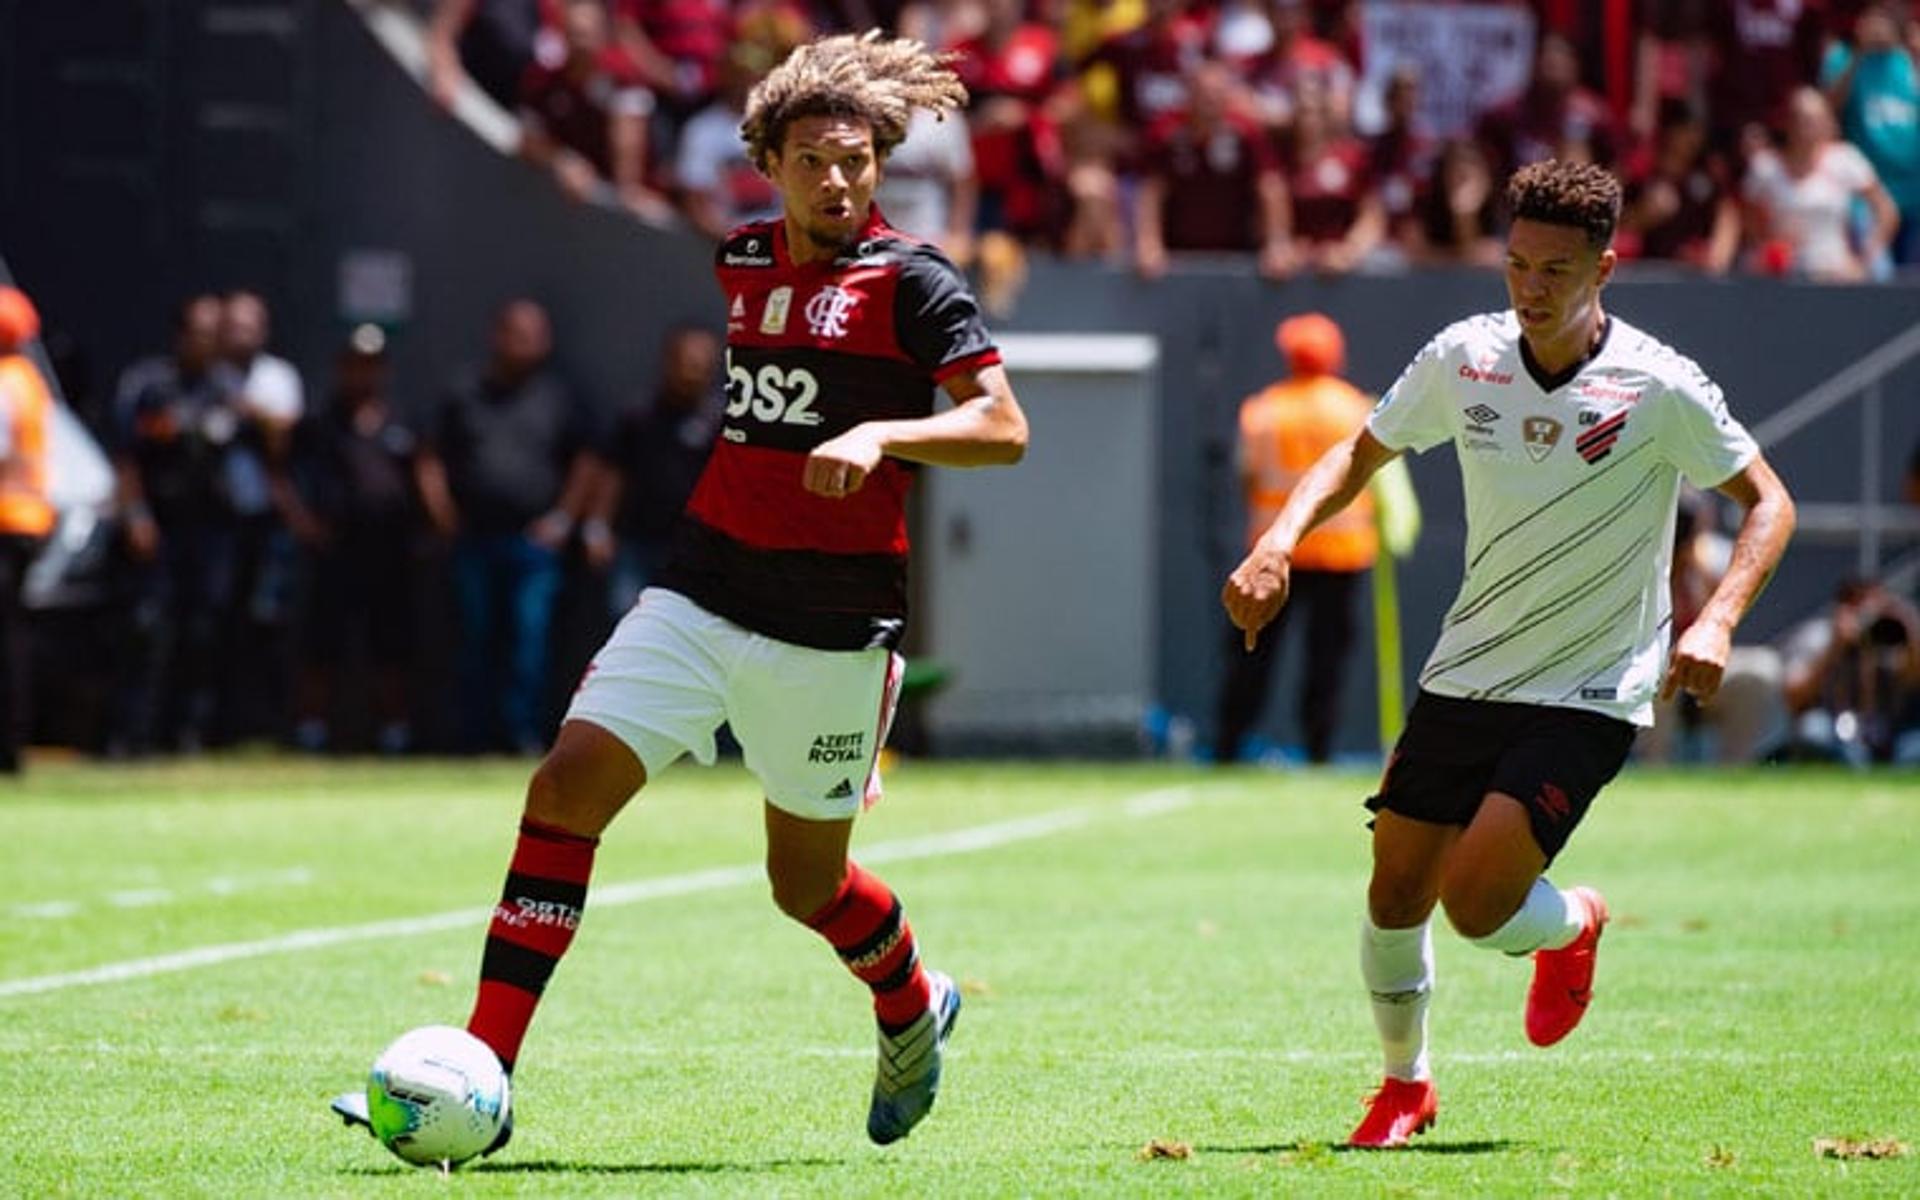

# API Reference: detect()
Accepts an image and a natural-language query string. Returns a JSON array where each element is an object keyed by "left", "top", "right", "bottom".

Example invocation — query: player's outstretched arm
[
  {"left": 1222, "top": 428, "right": 1398, "bottom": 650},
  {"left": 801, "top": 364, "right": 1028, "bottom": 498},
  {"left": 1662, "top": 454, "right": 1796, "bottom": 702}
]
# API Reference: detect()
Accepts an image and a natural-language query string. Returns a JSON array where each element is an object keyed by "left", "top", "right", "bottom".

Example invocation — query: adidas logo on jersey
[{"left": 826, "top": 778, "right": 855, "bottom": 801}]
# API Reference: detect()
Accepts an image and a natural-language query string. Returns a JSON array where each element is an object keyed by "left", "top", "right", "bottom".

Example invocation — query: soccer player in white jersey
[{"left": 1222, "top": 160, "right": 1796, "bottom": 1148}]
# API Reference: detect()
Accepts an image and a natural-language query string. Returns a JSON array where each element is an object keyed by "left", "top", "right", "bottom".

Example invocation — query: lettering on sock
[
  {"left": 846, "top": 924, "right": 905, "bottom": 972},
  {"left": 494, "top": 897, "right": 582, "bottom": 931}
]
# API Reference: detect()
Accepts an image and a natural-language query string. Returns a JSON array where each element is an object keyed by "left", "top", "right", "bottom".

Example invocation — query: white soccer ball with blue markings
[{"left": 365, "top": 1025, "right": 510, "bottom": 1167}]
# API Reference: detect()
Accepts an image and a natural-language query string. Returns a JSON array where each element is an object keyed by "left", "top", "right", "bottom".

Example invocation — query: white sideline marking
[
  {"left": 11, "top": 867, "right": 318, "bottom": 921},
  {"left": 106, "top": 889, "right": 172, "bottom": 909},
  {"left": 14, "top": 901, "right": 81, "bottom": 920},
  {"left": 0, "top": 786, "right": 1202, "bottom": 1001}
]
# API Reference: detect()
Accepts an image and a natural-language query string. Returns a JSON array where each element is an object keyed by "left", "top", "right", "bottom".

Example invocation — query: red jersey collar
[{"left": 774, "top": 205, "right": 894, "bottom": 269}]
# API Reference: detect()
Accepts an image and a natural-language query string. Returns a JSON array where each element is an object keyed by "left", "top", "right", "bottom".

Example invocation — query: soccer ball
[{"left": 365, "top": 1025, "right": 511, "bottom": 1168}]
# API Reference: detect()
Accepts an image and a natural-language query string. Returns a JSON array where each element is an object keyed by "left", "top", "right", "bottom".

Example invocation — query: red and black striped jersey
[{"left": 657, "top": 208, "right": 1002, "bottom": 651}]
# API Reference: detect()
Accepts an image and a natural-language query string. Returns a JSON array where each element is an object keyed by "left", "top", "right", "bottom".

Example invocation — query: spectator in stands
[
  {"left": 876, "top": 108, "right": 979, "bottom": 258},
  {"left": 518, "top": 0, "right": 671, "bottom": 221},
  {"left": 899, "top": 0, "right": 986, "bottom": 48},
  {"left": 219, "top": 290, "right": 304, "bottom": 741},
  {"left": 0, "top": 287, "right": 56, "bottom": 774},
  {"left": 1081, "top": 0, "right": 1210, "bottom": 135},
  {"left": 950, "top": 0, "right": 1069, "bottom": 245},
  {"left": 1639, "top": 488, "right": 1786, "bottom": 763},
  {"left": 609, "top": 0, "right": 730, "bottom": 126},
  {"left": 221, "top": 291, "right": 304, "bottom": 446},
  {"left": 812, "top": 0, "right": 912, "bottom": 34},
  {"left": 1743, "top": 85, "right": 1900, "bottom": 280},
  {"left": 1622, "top": 99, "right": 1742, "bottom": 272},
  {"left": 1248, "top": 0, "right": 1355, "bottom": 134},
  {"left": 426, "top": 0, "right": 563, "bottom": 112},
  {"left": 1708, "top": 0, "right": 1829, "bottom": 156},
  {"left": 1477, "top": 32, "right": 1620, "bottom": 177},
  {"left": 1134, "top": 61, "right": 1295, "bottom": 278},
  {"left": 283, "top": 327, "right": 423, "bottom": 756},
  {"left": 418, "top": 299, "right": 598, "bottom": 755},
  {"left": 1213, "top": 0, "right": 1276, "bottom": 69},
  {"left": 1407, "top": 138, "right": 1505, "bottom": 267},
  {"left": 1780, "top": 577, "right": 1920, "bottom": 764},
  {"left": 590, "top": 324, "right": 723, "bottom": 618},
  {"left": 1525, "top": 0, "right": 1637, "bottom": 125},
  {"left": 1282, "top": 85, "right": 1385, "bottom": 274},
  {"left": 1633, "top": 0, "right": 1715, "bottom": 145},
  {"left": 110, "top": 295, "right": 244, "bottom": 755},
  {"left": 1820, "top": 1, "right": 1920, "bottom": 266},
  {"left": 674, "top": 40, "right": 786, "bottom": 241},
  {"left": 1213, "top": 313, "right": 1375, "bottom": 764},
  {"left": 1370, "top": 64, "right": 1438, "bottom": 255}
]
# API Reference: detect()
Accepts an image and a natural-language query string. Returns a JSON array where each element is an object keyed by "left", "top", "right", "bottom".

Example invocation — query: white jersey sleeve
[
  {"left": 1650, "top": 352, "right": 1758, "bottom": 488},
  {"left": 1368, "top": 330, "right": 1458, "bottom": 453}
]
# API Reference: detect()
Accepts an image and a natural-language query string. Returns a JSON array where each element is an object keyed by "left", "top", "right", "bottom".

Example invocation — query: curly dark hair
[
  {"left": 1505, "top": 159, "right": 1622, "bottom": 249},
  {"left": 740, "top": 31, "right": 967, "bottom": 170}
]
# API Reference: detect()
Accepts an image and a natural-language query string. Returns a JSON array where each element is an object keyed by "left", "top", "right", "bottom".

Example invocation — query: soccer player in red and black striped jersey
[{"left": 333, "top": 32, "right": 1026, "bottom": 1153}]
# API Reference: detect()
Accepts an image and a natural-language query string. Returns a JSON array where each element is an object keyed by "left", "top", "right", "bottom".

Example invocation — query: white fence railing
[{"left": 1751, "top": 320, "right": 1920, "bottom": 579}]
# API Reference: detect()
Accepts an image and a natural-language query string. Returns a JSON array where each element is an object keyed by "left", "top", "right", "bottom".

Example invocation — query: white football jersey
[{"left": 1369, "top": 311, "right": 1758, "bottom": 726}]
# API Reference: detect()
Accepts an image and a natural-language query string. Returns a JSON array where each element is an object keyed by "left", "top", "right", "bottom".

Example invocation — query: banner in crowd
[{"left": 1357, "top": 2, "right": 1538, "bottom": 137}]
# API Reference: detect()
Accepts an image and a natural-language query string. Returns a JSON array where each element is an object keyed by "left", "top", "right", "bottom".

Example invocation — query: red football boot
[
  {"left": 1347, "top": 1077, "right": 1438, "bottom": 1149},
  {"left": 1526, "top": 885, "right": 1609, "bottom": 1047}
]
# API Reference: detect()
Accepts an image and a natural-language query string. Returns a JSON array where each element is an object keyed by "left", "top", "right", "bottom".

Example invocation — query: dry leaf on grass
[
  {"left": 1814, "top": 1136, "right": 1908, "bottom": 1160},
  {"left": 1705, "top": 1145, "right": 1737, "bottom": 1168},
  {"left": 418, "top": 969, "right": 452, "bottom": 986},
  {"left": 1137, "top": 1139, "right": 1192, "bottom": 1161}
]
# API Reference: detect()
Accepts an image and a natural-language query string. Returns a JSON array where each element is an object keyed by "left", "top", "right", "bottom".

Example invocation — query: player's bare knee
[
  {"left": 1437, "top": 884, "right": 1511, "bottom": 940},
  {"left": 523, "top": 738, "right": 640, "bottom": 837},
  {"left": 766, "top": 859, "right": 845, "bottom": 922},
  {"left": 1367, "top": 873, "right": 1437, "bottom": 928}
]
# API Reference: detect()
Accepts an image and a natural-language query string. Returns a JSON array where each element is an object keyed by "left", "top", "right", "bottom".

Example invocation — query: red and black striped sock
[
  {"left": 805, "top": 862, "right": 933, "bottom": 1032},
  {"left": 466, "top": 818, "right": 598, "bottom": 1070}
]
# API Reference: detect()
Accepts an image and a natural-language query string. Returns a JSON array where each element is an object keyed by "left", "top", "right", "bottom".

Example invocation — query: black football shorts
[{"left": 1365, "top": 689, "right": 1638, "bottom": 864}]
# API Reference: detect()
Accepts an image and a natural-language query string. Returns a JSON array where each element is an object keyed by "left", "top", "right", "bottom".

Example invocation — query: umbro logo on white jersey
[{"left": 1464, "top": 404, "right": 1501, "bottom": 425}]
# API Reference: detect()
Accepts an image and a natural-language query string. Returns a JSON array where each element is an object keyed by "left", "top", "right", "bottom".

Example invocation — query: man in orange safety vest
[
  {"left": 1214, "top": 312, "right": 1376, "bottom": 764},
  {"left": 0, "top": 286, "right": 56, "bottom": 773}
]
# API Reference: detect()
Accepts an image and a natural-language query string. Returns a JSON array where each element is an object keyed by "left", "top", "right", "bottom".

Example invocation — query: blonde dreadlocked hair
[{"left": 740, "top": 31, "right": 968, "bottom": 171}]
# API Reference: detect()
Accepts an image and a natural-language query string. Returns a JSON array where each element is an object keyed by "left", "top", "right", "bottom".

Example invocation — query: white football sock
[
  {"left": 1360, "top": 918, "right": 1433, "bottom": 1082},
  {"left": 1471, "top": 877, "right": 1585, "bottom": 955}
]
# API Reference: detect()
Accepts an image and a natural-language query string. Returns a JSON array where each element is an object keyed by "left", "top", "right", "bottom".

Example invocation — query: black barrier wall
[{"left": 4, "top": 0, "right": 1918, "bottom": 755}]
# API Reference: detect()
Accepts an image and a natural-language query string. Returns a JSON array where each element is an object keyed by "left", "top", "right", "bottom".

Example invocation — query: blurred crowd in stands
[
  {"left": 406, "top": 0, "right": 1920, "bottom": 282},
  {"left": 12, "top": 287, "right": 727, "bottom": 764}
]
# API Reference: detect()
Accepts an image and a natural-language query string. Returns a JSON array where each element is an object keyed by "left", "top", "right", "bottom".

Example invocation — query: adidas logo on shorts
[{"left": 826, "top": 778, "right": 855, "bottom": 801}]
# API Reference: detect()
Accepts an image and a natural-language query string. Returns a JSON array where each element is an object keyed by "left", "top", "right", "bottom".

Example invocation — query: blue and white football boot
[{"left": 866, "top": 969, "right": 961, "bottom": 1145}]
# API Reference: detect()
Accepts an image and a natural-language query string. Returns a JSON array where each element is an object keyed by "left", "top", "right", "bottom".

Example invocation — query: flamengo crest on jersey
[
  {"left": 1367, "top": 311, "right": 1758, "bottom": 726},
  {"left": 659, "top": 210, "right": 1001, "bottom": 653}
]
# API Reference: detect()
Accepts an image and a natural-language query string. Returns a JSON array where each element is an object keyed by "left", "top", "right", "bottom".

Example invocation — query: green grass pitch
[{"left": 2, "top": 758, "right": 1916, "bottom": 1196}]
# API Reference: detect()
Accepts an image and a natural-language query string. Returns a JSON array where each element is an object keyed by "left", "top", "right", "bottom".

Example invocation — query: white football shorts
[{"left": 564, "top": 588, "right": 905, "bottom": 820}]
